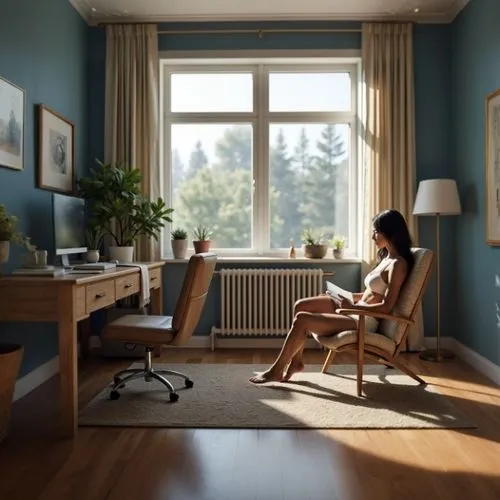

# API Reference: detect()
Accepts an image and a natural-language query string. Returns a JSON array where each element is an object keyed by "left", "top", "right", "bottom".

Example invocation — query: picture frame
[
  {"left": 485, "top": 89, "right": 500, "bottom": 245},
  {"left": 0, "top": 75, "right": 25, "bottom": 171},
  {"left": 37, "top": 104, "right": 75, "bottom": 193}
]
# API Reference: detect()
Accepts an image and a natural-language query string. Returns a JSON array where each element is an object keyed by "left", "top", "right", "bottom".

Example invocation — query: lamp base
[{"left": 419, "top": 348, "right": 455, "bottom": 362}]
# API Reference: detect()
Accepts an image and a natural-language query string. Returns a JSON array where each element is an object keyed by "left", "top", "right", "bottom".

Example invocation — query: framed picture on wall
[
  {"left": 37, "top": 104, "right": 75, "bottom": 193},
  {"left": 486, "top": 89, "right": 500, "bottom": 245},
  {"left": 0, "top": 75, "right": 25, "bottom": 171}
]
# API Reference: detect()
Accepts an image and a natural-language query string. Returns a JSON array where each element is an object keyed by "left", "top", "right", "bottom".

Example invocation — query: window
[{"left": 161, "top": 60, "right": 359, "bottom": 257}]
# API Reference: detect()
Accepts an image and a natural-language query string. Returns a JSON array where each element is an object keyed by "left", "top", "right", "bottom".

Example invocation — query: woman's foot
[
  {"left": 249, "top": 368, "right": 283, "bottom": 384},
  {"left": 282, "top": 360, "right": 304, "bottom": 382}
]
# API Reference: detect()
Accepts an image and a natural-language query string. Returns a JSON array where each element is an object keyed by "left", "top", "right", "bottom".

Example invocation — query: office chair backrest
[
  {"left": 171, "top": 252, "right": 217, "bottom": 346},
  {"left": 378, "top": 247, "right": 434, "bottom": 346}
]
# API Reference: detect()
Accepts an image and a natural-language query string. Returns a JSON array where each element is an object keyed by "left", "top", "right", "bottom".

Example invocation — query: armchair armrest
[{"left": 336, "top": 308, "right": 414, "bottom": 325}]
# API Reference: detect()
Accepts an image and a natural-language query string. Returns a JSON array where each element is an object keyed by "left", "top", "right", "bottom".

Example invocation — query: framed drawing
[
  {"left": 37, "top": 104, "right": 75, "bottom": 193},
  {"left": 486, "top": 89, "right": 500, "bottom": 245},
  {"left": 0, "top": 75, "right": 25, "bottom": 171}
]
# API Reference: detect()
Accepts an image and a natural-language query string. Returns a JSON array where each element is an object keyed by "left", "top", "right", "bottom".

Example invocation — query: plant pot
[
  {"left": 193, "top": 240, "right": 211, "bottom": 254},
  {"left": 109, "top": 246, "right": 134, "bottom": 262},
  {"left": 0, "top": 344, "right": 23, "bottom": 443},
  {"left": 303, "top": 244, "right": 328, "bottom": 259},
  {"left": 85, "top": 249, "right": 100, "bottom": 263},
  {"left": 171, "top": 239, "right": 188, "bottom": 259},
  {"left": 333, "top": 248, "right": 344, "bottom": 259},
  {"left": 0, "top": 241, "right": 10, "bottom": 265}
]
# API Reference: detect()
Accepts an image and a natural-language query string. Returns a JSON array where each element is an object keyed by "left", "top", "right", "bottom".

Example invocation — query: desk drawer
[
  {"left": 86, "top": 280, "right": 115, "bottom": 313},
  {"left": 115, "top": 274, "right": 140, "bottom": 300},
  {"left": 149, "top": 268, "right": 161, "bottom": 289}
]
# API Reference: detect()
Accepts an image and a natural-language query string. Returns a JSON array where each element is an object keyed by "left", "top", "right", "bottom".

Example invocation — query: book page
[{"left": 326, "top": 281, "right": 353, "bottom": 303}]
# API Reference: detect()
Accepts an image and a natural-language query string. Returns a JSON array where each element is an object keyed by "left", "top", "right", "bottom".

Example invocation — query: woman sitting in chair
[{"left": 249, "top": 209, "right": 414, "bottom": 384}]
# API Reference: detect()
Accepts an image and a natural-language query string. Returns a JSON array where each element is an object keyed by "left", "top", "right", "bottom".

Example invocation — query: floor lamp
[{"left": 413, "top": 179, "right": 462, "bottom": 362}]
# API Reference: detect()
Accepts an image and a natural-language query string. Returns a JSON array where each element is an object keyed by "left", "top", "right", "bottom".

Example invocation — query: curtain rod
[{"left": 97, "top": 23, "right": 362, "bottom": 35}]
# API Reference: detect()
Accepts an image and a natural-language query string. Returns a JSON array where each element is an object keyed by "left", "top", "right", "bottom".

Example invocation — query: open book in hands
[{"left": 326, "top": 281, "right": 354, "bottom": 304}]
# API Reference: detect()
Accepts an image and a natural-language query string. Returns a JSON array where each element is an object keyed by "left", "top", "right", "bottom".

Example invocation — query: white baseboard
[
  {"left": 13, "top": 335, "right": 500, "bottom": 401},
  {"left": 423, "top": 336, "right": 500, "bottom": 386},
  {"left": 13, "top": 356, "right": 59, "bottom": 402}
]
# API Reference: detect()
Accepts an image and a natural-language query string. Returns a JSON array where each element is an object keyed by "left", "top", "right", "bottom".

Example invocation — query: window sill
[{"left": 162, "top": 256, "right": 362, "bottom": 264}]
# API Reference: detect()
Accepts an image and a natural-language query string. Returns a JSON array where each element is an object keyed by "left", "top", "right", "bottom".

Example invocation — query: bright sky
[{"left": 169, "top": 71, "right": 351, "bottom": 166}]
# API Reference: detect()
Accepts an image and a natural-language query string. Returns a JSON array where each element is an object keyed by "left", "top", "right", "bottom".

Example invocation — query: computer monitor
[{"left": 53, "top": 193, "right": 87, "bottom": 267}]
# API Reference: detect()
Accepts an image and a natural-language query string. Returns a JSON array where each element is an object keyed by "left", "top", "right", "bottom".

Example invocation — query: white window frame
[{"left": 160, "top": 52, "right": 361, "bottom": 258}]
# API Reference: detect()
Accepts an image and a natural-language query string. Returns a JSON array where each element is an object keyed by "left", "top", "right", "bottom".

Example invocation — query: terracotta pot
[
  {"left": 0, "top": 344, "right": 23, "bottom": 443},
  {"left": 171, "top": 239, "right": 188, "bottom": 259},
  {"left": 193, "top": 240, "right": 211, "bottom": 254}
]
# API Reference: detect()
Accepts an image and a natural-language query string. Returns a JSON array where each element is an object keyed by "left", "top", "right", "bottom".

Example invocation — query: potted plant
[
  {"left": 171, "top": 227, "right": 188, "bottom": 259},
  {"left": 77, "top": 160, "right": 174, "bottom": 262},
  {"left": 302, "top": 228, "right": 328, "bottom": 259},
  {"left": 192, "top": 225, "right": 212, "bottom": 254},
  {"left": 332, "top": 236, "right": 346, "bottom": 259},
  {"left": 85, "top": 223, "right": 104, "bottom": 263},
  {"left": 0, "top": 204, "right": 35, "bottom": 265}
]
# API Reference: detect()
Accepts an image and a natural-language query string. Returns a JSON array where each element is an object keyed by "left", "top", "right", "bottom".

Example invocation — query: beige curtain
[
  {"left": 361, "top": 22, "right": 423, "bottom": 350},
  {"left": 104, "top": 24, "right": 160, "bottom": 261}
]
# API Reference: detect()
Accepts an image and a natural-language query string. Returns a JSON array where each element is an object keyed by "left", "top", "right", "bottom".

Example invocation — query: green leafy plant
[
  {"left": 171, "top": 227, "right": 188, "bottom": 240},
  {"left": 193, "top": 225, "right": 213, "bottom": 241},
  {"left": 0, "top": 204, "right": 35, "bottom": 250},
  {"left": 302, "top": 228, "right": 325, "bottom": 245},
  {"left": 333, "top": 236, "right": 346, "bottom": 250},
  {"left": 77, "top": 160, "right": 174, "bottom": 246},
  {"left": 85, "top": 223, "right": 105, "bottom": 250}
]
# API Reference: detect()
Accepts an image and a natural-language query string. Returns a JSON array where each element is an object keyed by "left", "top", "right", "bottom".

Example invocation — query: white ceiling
[{"left": 70, "top": 0, "right": 469, "bottom": 26}]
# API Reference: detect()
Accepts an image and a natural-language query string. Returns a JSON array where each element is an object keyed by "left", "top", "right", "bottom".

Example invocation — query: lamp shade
[{"left": 413, "top": 179, "right": 461, "bottom": 216}]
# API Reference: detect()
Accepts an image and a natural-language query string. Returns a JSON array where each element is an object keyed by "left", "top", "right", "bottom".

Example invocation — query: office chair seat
[{"left": 104, "top": 315, "right": 175, "bottom": 345}]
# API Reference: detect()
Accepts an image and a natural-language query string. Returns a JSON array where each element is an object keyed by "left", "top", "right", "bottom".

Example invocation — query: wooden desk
[{"left": 0, "top": 262, "right": 164, "bottom": 439}]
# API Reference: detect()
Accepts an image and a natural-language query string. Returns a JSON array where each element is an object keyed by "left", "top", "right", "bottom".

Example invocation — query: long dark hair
[{"left": 373, "top": 209, "right": 414, "bottom": 270}]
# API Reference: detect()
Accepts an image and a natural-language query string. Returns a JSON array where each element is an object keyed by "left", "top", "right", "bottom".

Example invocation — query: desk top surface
[{"left": 0, "top": 261, "right": 164, "bottom": 286}]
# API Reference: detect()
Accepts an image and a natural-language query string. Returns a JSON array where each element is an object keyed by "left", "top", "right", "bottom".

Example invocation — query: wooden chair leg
[
  {"left": 321, "top": 349, "right": 336, "bottom": 373},
  {"left": 389, "top": 358, "right": 426, "bottom": 385},
  {"left": 357, "top": 349, "right": 364, "bottom": 397}
]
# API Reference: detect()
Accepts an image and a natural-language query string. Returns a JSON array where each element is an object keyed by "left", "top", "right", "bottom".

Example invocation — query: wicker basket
[
  {"left": 0, "top": 344, "right": 23, "bottom": 443},
  {"left": 303, "top": 244, "right": 328, "bottom": 259}
]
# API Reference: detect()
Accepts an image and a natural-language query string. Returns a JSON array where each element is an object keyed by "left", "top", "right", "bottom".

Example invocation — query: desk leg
[
  {"left": 151, "top": 285, "right": 163, "bottom": 357},
  {"left": 58, "top": 286, "right": 78, "bottom": 438}
]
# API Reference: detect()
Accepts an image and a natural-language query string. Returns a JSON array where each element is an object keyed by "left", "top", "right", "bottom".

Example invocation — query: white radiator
[{"left": 210, "top": 268, "right": 324, "bottom": 349}]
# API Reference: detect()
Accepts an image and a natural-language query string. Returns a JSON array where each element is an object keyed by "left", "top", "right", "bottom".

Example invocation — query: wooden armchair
[{"left": 313, "top": 247, "right": 434, "bottom": 396}]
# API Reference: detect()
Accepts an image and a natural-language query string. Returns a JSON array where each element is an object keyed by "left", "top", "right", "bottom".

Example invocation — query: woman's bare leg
[
  {"left": 283, "top": 295, "right": 337, "bottom": 381},
  {"left": 249, "top": 311, "right": 356, "bottom": 384}
]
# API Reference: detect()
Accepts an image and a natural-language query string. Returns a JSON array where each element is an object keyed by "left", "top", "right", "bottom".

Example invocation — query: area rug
[{"left": 79, "top": 364, "right": 475, "bottom": 429}]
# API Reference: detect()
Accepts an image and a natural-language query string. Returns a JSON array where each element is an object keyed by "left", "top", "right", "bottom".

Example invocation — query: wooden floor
[{"left": 1, "top": 348, "right": 499, "bottom": 500}]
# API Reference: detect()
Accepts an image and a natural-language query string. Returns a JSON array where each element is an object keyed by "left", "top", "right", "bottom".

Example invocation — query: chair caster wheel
[
  {"left": 110, "top": 390, "right": 120, "bottom": 400},
  {"left": 113, "top": 377, "right": 125, "bottom": 389},
  {"left": 145, "top": 376, "right": 153, "bottom": 382},
  {"left": 185, "top": 379, "right": 194, "bottom": 389},
  {"left": 169, "top": 392, "right": 179, "bottom": 402}
]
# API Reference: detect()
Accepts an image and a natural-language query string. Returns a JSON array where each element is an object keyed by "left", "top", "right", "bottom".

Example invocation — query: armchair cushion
[
  {"left": 378, "top": 248, "right": 433, "bottom": 344},
  {"left": 314, "top": 330, "right": 396, "bottom": 355}
]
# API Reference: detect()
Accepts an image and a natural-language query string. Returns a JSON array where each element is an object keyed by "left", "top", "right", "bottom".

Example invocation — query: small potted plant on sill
[
  {"left": 332, "top": 236, "right": 346, "bottom": 259},
  {"left": 171, "top": 227, "right": 188, "bottom": 259},
  {"left": 77, "top": 160, "right": 174, "bottom": 262},
  {"left": 302, "top": 228, "right": 328, "bottom": 259},
  {"left": 0, "top": 204, "right": 35, "bottom": 265},
  {"left": 192, "top": 225, "right": 213, "bottom": 254}
]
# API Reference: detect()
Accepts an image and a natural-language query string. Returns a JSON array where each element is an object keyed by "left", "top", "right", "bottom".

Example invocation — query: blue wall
[
  {"left": 0, "top": 0, "right": 88, "bottom": 376},
  {"left": 88, "top": 21, "right": 453, "bottom": 338},
  {"left": 452, "top": 0, "right": 500, "bottom": 365}
]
